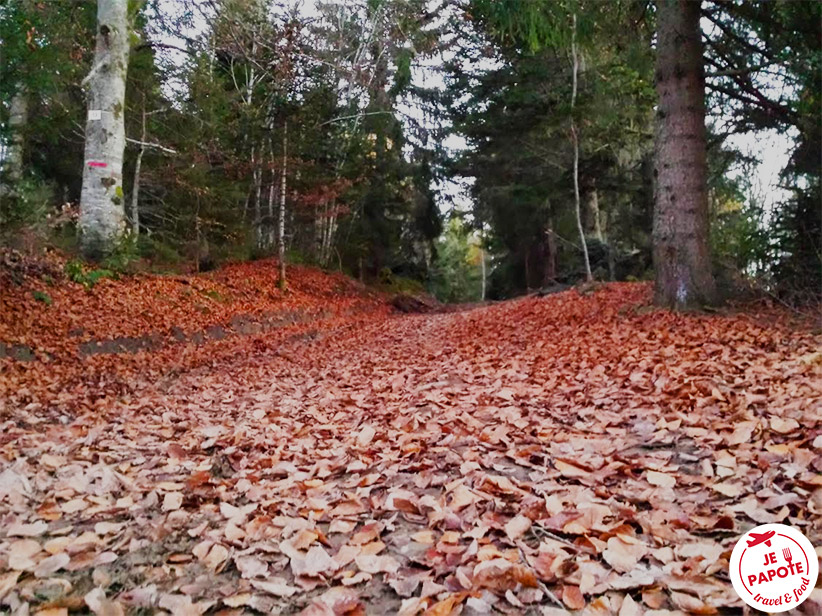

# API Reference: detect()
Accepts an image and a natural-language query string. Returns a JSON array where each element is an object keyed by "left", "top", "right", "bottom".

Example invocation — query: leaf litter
[{"left": 1, "top": 266, "right": 822, "bottom": 615}]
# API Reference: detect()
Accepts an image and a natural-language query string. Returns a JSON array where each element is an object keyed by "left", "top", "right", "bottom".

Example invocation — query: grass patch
[{"left": 32, "top": 290, "right": 52, "bottom": 305}]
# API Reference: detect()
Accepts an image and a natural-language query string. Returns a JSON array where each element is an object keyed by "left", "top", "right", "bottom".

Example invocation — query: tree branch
[{"left": 126, "top": 138, "right": 177, "bottom": 155}]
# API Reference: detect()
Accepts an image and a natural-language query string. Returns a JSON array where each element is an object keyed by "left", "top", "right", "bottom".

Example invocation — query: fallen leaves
[
  {"left": 292, "top": 546, "right": 340, "bottom": 578},
  {"left": 355, "top": 424, "right": 377, "bottom": 447},
  {"left": 602, "top": 537, "right": 648, "bottom": 573},
  {"left": 1, "top": 272, "right": 820, "bottom": 615},
  {"left": 562, "top": 584, "right": 586, "bottom": 610},
  {"left": 354, "top": 552, "right": 400, "bottom": 575},
  {"left": 250, "top": 578, "right": 300, "bottom": 597},
  {"left": 646, "top": 470, "right": 676, "bottom": 488},
  {"left": 7, "top": 521, "right": 48, "bottom": 537},
  {"left": 711, "top": 482, "right": 745, "bottom": 498},
  {"left": 504, "top": 514, "right": 532, "bottom": 541},
  {"left": 473, "top": 558, "right": 538, "bottom": 591},
  {"left": 33, "top": 553, "right": 70, "bottom": 578},
  {"left": 162, "top": 492, "right": 183, "bottom": 511},
  {"left": 8, "top": 539, "right": 42, "bottom": 571}
]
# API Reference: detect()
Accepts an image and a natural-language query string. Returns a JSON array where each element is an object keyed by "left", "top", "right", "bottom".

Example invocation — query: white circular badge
[{"left": 730, "top": 523, "right": 819, "bottom": 612}]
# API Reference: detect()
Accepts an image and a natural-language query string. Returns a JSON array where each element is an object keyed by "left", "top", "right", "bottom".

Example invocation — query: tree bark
[
  {"left": 543, "top": 218, "right": 558, "bottom": 285},
  {"left": 570, "top": 13, "right": 592, "bottom": 282},
  {"left": 480, "top": 247, "right": 486, "bottom": 301},
  {"left": 252, "top": 145, "right": 262, "bottom": 248},
  {"left": 584, "top": 184, "right": 603, "bottom": 242},
  {"left": 266, "top": 138, "right": 276, "bottom": 249},
  {"left": 2, "top": 84, "right": 27, "bottom": 194},
  {"left": 79, "top": 0, "right": 130, "bottom": 259},
  {"left": 278, "top": 121, "right": 287, "bottom": 288},
  {"left": 130, "top": 100, "right": 146, "bottom": 237},
  {"left": 653, "top": 0, "right": 716, "bottom": 308}
]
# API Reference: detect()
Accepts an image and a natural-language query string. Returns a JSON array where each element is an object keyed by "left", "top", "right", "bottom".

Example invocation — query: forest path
[{"left": 2, "top": 283, "right": 821, "bottom": 615}]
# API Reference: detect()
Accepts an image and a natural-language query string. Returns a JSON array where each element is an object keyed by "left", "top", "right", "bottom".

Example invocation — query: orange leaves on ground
[{"left": 1, "top": 266, "right": 820, "bottom": 614}]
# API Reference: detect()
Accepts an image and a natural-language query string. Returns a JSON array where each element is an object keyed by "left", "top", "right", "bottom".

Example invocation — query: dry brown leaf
[
  {"left": 162, "top": 492, "right": 183, "bottom": 511},
  {"left": 602, "top": 537, "right": 648, "bottom": 573},
  {"left": 770, "top": 416, "right": 800, "bottom": 434},
  {"left": 9, "top": 538, "right": 42, "bottom": 571},
  {"left": 670, "top": 591, "right": 718, "bottom": 614},
  {"left": 85, "top": 587, "right": 125, "bottom": 616},
  {"left": 356, "top": 424, "right": 377, "bottom": 447},
  {"left": 473, "top": 558, "right": 537, "bottom": 591},
  {"left": 561, "top": 585, "right": 586, "bottom": 610},
  {"left": 411, "top": 530, "right": 436, "bottom": 544},
  {"left": 203, "top": 543, "right": 229, "bottom": 571},
  {"left": 0, "top": 571, "right": 21, "bottom": 601},
  {"left": 250, "top": 578, "right": 300, "bottom": 597},
  {"left": 646, "top": 470, "right": 676, "bottom": 488},
  {"left": 504, "top": 514, "right": 532, "bottom": 541},
  {"left": 424, "top": 592, "right": 468, "bottom": 616},
  {"left": 34, "top": 552, "right": 70, "bottom": 577},
  {"left": 223, "top": 593, "right": 255, "bottom": 607},
  {"left": 234, "top": 555, "right": 269, "bottom": 579},
  {"left": 618, "top": 594, "right": 643, "bottom": 616},
  {"left": 726, "top": 421, "right": 756, "bottom": 445},
  {"left": 711, "top": 483, "right": 744, "bottom": 498},
  {"left": 354, "top": 553, "right": 400, "bottom": 575},
  {"left": 292, "top": 546, "right": 340, "bottom": 577},
  {"left": 642, "top": 588, "right": 666, "bottom": 609},
  {"left": 555, "top": 459, "right": 589, "bottom": 478},
  {"left": 7, "top": 520, "right": 48, "bottom": 537},
  {"left": 449, "top": 484, "right": 479, "bottom": 510}
]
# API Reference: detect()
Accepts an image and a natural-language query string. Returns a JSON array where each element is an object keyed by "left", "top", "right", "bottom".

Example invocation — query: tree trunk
[
  {"left": 653, "top": 0, "right": 716, "bottom": 308},
  {"left": 253, "top": 146, "right": 263, "bottom": 248},
  {"left": 584, "top": 183, "right": 603, "bottom": 242},
  {"left": 2, "top": 84, "right": 27, "bottom": 194},
  {"left": 278, "top": 121, "right": 287, "bottom": 288},
  {"left": 480, "top": 247, "right": 486, "bottom": 301},
  {"left": 79, "top": 0, "right": 129, "bottom": 259},
  {"left": 570, "top": 13, "right": 592, "bottom": 282},
  {"left": 543, "top": 217, "right": 558, "bottom": 285},
  {"left": 266, "top": 139, "right": 276, "bottom": 249},
  {"left": 130, "top": 100, "right": 146, "bottom": 237}
]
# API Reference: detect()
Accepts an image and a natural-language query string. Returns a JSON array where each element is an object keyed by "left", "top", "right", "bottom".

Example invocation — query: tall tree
[
  {"left": 455, "top": 0, "right": 655, "bottom": 294},
  {"left": 79, "top": 0, "right": 130, "bottom": 258},
  {"left": 1, "top": 84, "right": 27, "bottom": 194},
  {"left": 652, "top": 0, "right": 716, "bottom": 307},
  {"left": 569, "top": 12, "right": 592, "bottom": 281}
]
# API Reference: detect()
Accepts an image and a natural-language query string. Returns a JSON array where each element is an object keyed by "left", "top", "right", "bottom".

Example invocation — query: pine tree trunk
[
  {"left": 79, "top": 0, "right": 129, "bottom": 259},
  {"left": 653, "top": 0, "right": 716, "bottom": 308}
]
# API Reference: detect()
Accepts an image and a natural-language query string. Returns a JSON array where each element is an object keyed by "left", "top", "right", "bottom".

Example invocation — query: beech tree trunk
[
  {"left": 266, "top": 139, "right": 276, "bottom": 249},
  {"left": 2, "top": 84, "right": 28, "bottom": 194},
  {"left": 570, "top": 13, "right": 592, "bottom": 282},
  {"left": 130, "top": 101, "right": 146, "bottom": 237},
  {"left": 79, "top": 0, "right": 130, "bottom": 259},
  {"left": 584, "top": 184, "right": 603, "bottom": 242},
  {"left": 543, "top": 218, "right": 558, "bottom": 285},
  {"left": 278, "top": 121, "right": 287, "bottom": 288},
  {"left": 653, "top": 0, "right": 716, "bottom": 308},
  {"left": 480, "top": 247, "right": 486, "bottom": 301}
]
